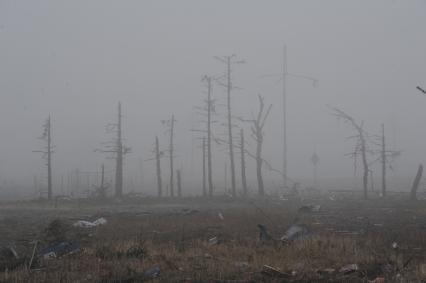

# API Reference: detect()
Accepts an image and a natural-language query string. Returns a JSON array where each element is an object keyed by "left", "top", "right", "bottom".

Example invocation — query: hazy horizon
[{"left": 1, "top": 1, "right": 426, "bottom": 198}]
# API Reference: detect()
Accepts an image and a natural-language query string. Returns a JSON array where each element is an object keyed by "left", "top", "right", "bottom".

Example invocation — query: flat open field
[{"left": 0, "top": 196, "right": 425, "bottom": 282}]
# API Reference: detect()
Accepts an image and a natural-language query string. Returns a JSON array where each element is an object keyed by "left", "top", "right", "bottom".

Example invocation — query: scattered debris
[
  {"left": 234, "top": 261, "right": 249, "bottom": 268},
  {"left": 218, "top": 212, "right": 224, "bottom": 220},
  {"left": 298, "top": 204, "right": 321, "bottom": 213},
  {"left": 317, "top": 268, "right": 335, "bottom": 276},
  {"left": 369, "top": 277, "right": 385, "bottom": 283},
  {"left": 73, "top": 217, "right": 107, "bottom": 228},
  {"left": 208, "top": 237, "right": 219, "bottom": 246},
  {"left": 45, "top": 219, "right": 70, "bottom": 242},
  {"left": 281, "top": 224, "right": 310, "bottom": 242},
  {"left": 391, "top": 242, "right": 398, "bottom": 249},
  {"left": 261, "top": 265, "right": 292, "bottom": 278},
  {"left": 339, "top": 263, "right": 359, "bottom": 275},
  {"left": 181, "top": 208, "right": 199, "bottom": 215},
  {"left": 143, "top": 266, "right": 160, "bottom": 279},
  {"left": 258, "top": 224, "right": 274, "bottom": 243},
  {"left": 40, "top": 241, "right": 80, "bottom": 259},
  {"left": 0, "top": 246, "right": 22, "bottom": 271}
]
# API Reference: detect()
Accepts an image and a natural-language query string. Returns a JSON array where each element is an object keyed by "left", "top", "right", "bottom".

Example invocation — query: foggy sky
[{"left": 1, "top": 1, "right": 426, "bottom": 196}]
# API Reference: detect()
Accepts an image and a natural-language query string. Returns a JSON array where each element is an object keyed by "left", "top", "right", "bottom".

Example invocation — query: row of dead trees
[{"left": 331, "top": 106, "right": 423, "bottom": 200}]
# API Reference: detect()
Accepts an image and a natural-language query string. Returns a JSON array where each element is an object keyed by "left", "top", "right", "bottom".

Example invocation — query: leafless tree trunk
[
  {"left": 226, "top": 58, "right": 236, "bottom": 198},
  {"left": 33, "top": 115, "right": 53, "bottom": 200},
  {"left": 206, "top": 77, "right": 214, "bottom": 197},
  {"left": 46, "top": 116, "right": 52, "bottom": 200},
  {"left": 155, "top": 136, "right": 162, "bottom": 197},
  {"left": 177, "top": 169, "right": 182, "bottom": 197},
  {"left": 246, "top": 95, "right": 273, "bottom": 196},
  {"left": 214, "top": 55, "right": 245, "bottom": 198},
  {"left": 331, "top": 107, "right": 369, "bottom": 199},
  {"left": 202, "top": 137, "right": 207, "bottom": 196},
  {"left": 169, "top": 114, "right": 176, "bottom": 197},
  {"left": 240, "top": 129, "right": 247, "bottom": 196},
  {"left": 381, "top": 123, "right": 386, "bottom": 197},
  {"left": 115, "top": 102, "right": 123, "bottom": 197},
  {"left": 410, "top": 164, "right": 423, "bottom": 201},
  {"left": 100, "top": 164, "right": 105, "bottom": 197}
]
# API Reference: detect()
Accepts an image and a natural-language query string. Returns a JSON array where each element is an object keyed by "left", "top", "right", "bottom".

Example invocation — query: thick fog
[{"left": 0, "top": 1, "right": 425, "bottom": 197}]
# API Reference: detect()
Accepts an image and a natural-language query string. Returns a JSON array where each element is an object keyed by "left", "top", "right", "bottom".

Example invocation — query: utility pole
[
  {"left": 214, "top": 55, "right": 245, "bottom": 198},
  {"left": 263, "top": 46, "right": 316, "bottom": 190}
]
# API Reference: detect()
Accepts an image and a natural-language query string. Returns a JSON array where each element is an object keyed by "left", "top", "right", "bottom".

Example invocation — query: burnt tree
[
  {"left": 162, "top": 115, "right": 177, "bottom": 197},
  {"left": 241, "top": 95, "right": 272, "bottom": 195},
  {"left": 331, "top": 107, "right": 369, "bottom": 199},
  {"left": 214, "top": 55, "right": 245, "bottom": 198},
  {"left": 410, "top": 164, "right": 423, "bottom": 201},
  {"left": 240, "top": 129, "right": 248, "bottom": 196},
  {"left": 96, "top": 102, "right": 130, "bottom": 198},
  {"left": 155, "top": 136, "right": 162, "bottom": 197},
  {"left": 33, "top": 115, "right": 54, "bottom": 200}
]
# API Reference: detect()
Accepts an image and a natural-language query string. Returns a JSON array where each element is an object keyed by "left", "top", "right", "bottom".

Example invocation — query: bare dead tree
[
  {"left": 416, "top": 86, "right": 426, "bottom": 94},
  {"left": 95, "top": 102, "right": 130, "bottom": 198},
  {"left": 33, "top": 115, "right": 54, "bottom": 200},
  {"left": 381, "top": 124, "right": 386, "bottom": 197},
  {"left": 203, "top": 76, "right": 214, "bottom": 196},
  {"left": 410, "top": 164, "right": 423, "bottom": 201},
  {"left": 214, "top": 55, "right": 245, "bottom": 198},
  {"left": 161, "top": 115, "right": 177, "bottom": 197},
  {"left": 145, "top": 136, "right": 163, "bottom": 197},
  {"left": 155, "top": 136, "right": 162, "bottom": 197},
  {"left": 240, "top": 129, "right": 248, "bottom": 196},
  {"left": 177, "top": 169, "right": 182, "bottom": 197},
  {"left": 239, "top": 95, "right": 272, "bottom": 195},
  {"left": 331, "top": 107, "right": 370, "bottom": 199},
  {"left": 202, "top": 137, "right": 207, "bottom": 196},
  {"left": 192, "top": 76, "right": 217, "bottom": 196}
]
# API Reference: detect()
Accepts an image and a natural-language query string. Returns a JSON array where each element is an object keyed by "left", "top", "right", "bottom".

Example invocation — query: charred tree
[
  {"left": 177, "top": 169, "right": 182, "bottom": 197},
  {"left": 202, "top": 137, "right": 207, "bottom": 196},
  {"left": 240, "top": 129, "right": 247, "bottom": 196},
  {"left": 331, "top": 107, "right": 369, "bottom": 199},
  {"left": 204, "top": 76, "right": 214, "bottom": 196},
  {"left": 155, "top": 136, "right": 162, "bottom": 197},
  {"left": 410, "top": 164, "right": 423, "bottom": 201},
  {"left": 240, "top": 95, "right": 272, "bottom": 195},
  {"left": 115, "top": 102, "right": 123, "bottom": 197},
  {"left": 95, "top": 102, "right": 130, "bottom": 198},
  {"left": 33, "top": 115, "right": 54, "bottom": 200},
  {"left": 381, "top": 124, "right": 386, "bottom": 197},
  {"left": 214, "top": 55, "right": 245, "bottom": 198},
  {"left": 169, "top": 115, "right": 176, "bottom": 197}
]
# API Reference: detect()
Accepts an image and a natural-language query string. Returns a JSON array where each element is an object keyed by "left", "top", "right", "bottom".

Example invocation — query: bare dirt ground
[{"left": 0, "top": 195, "right": 425, "bottom": 282}]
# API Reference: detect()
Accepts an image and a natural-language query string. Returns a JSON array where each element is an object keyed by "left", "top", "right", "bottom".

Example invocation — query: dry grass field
[{"left": 0, "top": 196, "right": 425, "bottom": 282}]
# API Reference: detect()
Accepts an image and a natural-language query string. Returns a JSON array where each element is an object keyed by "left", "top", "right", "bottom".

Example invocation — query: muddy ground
[{"left": 0, "top": 195, "right": 425, "bottom": 282}]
